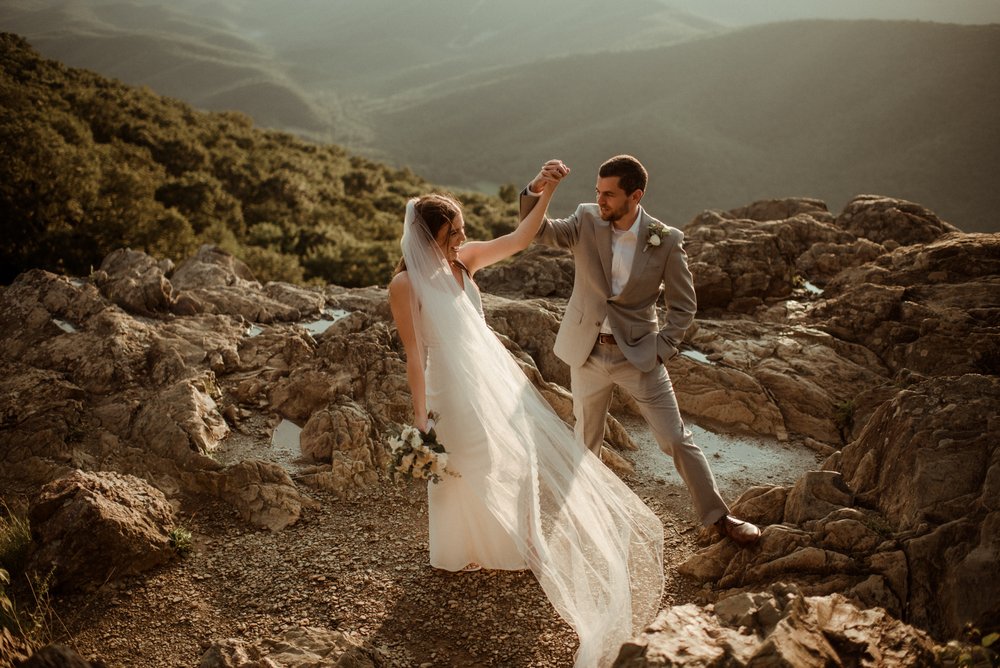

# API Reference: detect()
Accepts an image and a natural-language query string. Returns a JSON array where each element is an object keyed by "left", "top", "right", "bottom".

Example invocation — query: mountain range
[{"left": 3, "top": 0, "right": 999, "bottom": 232}]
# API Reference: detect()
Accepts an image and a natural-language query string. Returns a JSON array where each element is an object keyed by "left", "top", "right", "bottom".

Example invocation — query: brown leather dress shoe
[{"left": 715, "top": 515, "right": 761, "bottom": 547}]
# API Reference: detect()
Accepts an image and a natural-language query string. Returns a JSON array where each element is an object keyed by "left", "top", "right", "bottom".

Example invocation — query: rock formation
[
  {"left": 613, "top": 583, "right": 940, "bottom": 667},
  {"left": 28, "top": 470, "right": 177, "bottom": 591},
  {"left": 2, "top": 193, "right": 997, "bottom": 661},
  {"left": 199, "top": 626, "right": 386, "bottom": 668}
]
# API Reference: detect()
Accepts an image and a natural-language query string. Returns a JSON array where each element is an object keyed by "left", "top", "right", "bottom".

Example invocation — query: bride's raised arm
[{"left": 457, "top": 179, "right": 559, "bottom": 276}]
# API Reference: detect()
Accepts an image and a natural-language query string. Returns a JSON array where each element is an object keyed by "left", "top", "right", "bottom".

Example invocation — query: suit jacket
[{"left": 521, "top": 191, "right": 697, "bottom": 372}]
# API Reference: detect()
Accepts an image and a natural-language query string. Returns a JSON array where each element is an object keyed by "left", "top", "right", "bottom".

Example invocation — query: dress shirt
[
  {"left": 524, "top": 184, "right": 642, "bottom": 336},
  {"left": 601, "top": 211, "right": 641, "bottom": 334}
]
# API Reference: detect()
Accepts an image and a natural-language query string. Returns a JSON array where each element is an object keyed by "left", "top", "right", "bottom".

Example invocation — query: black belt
[{"left": 597, "top": 333, "right": 617, "bottom": 345}]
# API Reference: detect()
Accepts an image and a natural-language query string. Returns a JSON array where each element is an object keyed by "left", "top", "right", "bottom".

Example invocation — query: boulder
[
  {"left": 130, "top": 376, "right": 230, "bottom": 460},
  {"left": 199, "top": 625, "right": 386, "bottom": 668},
  {"left": 681, "top": 319, "right": 887, "bottom": 444},
  {"left": 834, "top": 195, "right": 959, "bottom": 247},
  {"left": 810, "top": 233, "right": 1000, "bottom": 376},
  {"left": 484, "top": 294, "right": 568, "bottom": 389},
  {"left": 92, "top": 248, "right": 176, "bottom": 316},
  {"left": 839, "top": 374, "right": 1000, "bottom": 637},
  {"left": 297, "top": 400, "right": 383, "bottom": 498},
  {"left": 28, "top": 470, "right": 176, "bottom": 590},
  {"left": 725, "top": 197, "right": 833, "bottom": 223},
  {"left": 14, "top": 643, "right": 105, "bottom": 667},
  {"left": 614, "top": 583, "right": 939, "bottom": 667},
  {"left": 682, "top": 205, "right": 856, "bottom": 311},
  {"left": 476, "top": 244, "right": 575, "bottom": 299},
  {"left": 192, "top": 460, "right": 318, "bottom": 532},
  {"left": 170, "top": 245, "right": 302, "bottom": 322}
]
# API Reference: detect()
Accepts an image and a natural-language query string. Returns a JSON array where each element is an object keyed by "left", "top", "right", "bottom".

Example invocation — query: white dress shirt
[
  {"left": 601, "top": 212, "right": 641, "bottom": 334},
  {"left": 525, "top": 184, "right": 642, "bottom": 336}
]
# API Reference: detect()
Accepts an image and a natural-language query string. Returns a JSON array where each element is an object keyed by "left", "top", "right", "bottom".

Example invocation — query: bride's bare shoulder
[{"left": 388, "top": 270, "right": 411, "bottom": 296}]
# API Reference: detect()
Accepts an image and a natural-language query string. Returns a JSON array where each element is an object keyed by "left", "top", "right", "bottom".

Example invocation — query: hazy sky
[{"left": 667, "top": 0, "right": 1000, "bottom": 26}]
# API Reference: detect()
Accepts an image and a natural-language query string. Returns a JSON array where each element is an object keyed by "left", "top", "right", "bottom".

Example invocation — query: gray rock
[
  {"left": 28, "top": 470, "right": 176, "bottom": 590},
  {"left": 615, "top": 583, "right": 938, "bottom": 667},
  {"left": 199, "top": 626, "right": 387, "bottom": 668},
  {"left": 834, "top": 195, "right": 959, "bottom": 247}
]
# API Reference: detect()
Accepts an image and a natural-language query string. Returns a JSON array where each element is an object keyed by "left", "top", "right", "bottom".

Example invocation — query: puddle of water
[
  {"left": 622, "top": 415, "right": 821, "bottom": 497},
  {"left": 299, "top": 308, "right": 350, "bottom": 336},
  {"left": 271, "top": 419, "right": 302, "bottom": 459},
  {"left": 802, "top": 281, "right": 823, "bottom": 295},
  {"left": 213, "top": 417, "right": 305, "bottom": 469},
  {"left": 52, "top": 318, "right": 77, "bottom": 334},
  {"left": 680, "top": 350, "right": 712, "bottom": 365}
]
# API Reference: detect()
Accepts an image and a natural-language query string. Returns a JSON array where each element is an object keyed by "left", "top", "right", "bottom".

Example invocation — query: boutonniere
[{"left": 643, "top": 221, "right": 670, "bottom": 253}]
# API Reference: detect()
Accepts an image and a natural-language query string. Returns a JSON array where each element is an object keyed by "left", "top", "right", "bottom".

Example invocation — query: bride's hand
[{"left": 531, "top": 159, "right": 570, "bottom": 192}]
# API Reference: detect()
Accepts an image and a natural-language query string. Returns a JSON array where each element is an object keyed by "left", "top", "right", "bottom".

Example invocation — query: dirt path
[{"left": 51, "top": 421, "right": 819, "bottom": 667}]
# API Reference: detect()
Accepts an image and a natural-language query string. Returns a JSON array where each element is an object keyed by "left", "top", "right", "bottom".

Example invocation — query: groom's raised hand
[{"left": 529, "top": 159, "right": 570, "bottom": 194}]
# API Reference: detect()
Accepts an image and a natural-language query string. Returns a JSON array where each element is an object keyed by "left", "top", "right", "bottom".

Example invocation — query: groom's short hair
[{"left": 599, "top": 155, "right": 648, "bottom": 195}]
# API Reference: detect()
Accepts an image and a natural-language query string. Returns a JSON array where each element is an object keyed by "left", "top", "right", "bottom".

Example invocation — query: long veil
[{"left": 401, "top": 198, "right": 664, "bottom": 667}]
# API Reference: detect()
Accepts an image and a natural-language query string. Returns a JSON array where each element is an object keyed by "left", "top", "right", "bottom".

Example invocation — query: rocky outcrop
[
  {"left": 0, "top": 256, "right": 323, "bottom": 529},
  {"left": 808, "top": 233, "right": 1000, "bottom": 377},
  {"left": 614, "top": 583, "right": 939, "bottom": 667},
  {"left": 199, "top": 626, "right": 387, "bottom": 668},
  {"left": 0, "top": 244, "right": 592, "bottom": 531},
  {"left": 93, "top": 248, "right": 176, "bottom": 317},
  {"left": 27, "top": 470, "right": 177, "bottom": 591},
  {"left": 675, "top": 319, "right": 888, "bottom": 444},
  {"left": 684, "top": 213, "right": 831, "bottom": 311},
  {"left": 834, "top": 195, "right": 960, "bottom": 247},
  {"left": 3, "top": 193, "right": 997, "bottom": 660},
  {"left": 840, "top": 374, "right": 1000, "bottom": 638},
  {"left": 679, "top": 374, "right": 999, "bottom": 641},
  {"left": 475, "top": 244, "right": 575, "bottom": 299}
]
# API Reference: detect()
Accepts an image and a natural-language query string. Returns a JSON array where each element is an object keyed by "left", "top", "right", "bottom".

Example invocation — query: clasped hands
[{"left": 529, "top": 159, "right": 570, "bottom": 194}]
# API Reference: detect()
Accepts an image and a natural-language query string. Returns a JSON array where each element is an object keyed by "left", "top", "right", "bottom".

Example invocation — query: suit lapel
[
  {"left": 595, "top": 219, "right": 613, "bottom": 289},
  {"left": 623, "top": 210, "right": 652, "bottom": 293}
]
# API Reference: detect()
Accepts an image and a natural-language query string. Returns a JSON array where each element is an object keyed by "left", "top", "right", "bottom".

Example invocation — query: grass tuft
[{"left": 169, "top": 526, "right": 194, "bottom": 557}]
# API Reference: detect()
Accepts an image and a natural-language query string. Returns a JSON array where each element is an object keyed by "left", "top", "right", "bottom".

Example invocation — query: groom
[{"left": 522, "top": 155, "right": 760, "bottom": 547}]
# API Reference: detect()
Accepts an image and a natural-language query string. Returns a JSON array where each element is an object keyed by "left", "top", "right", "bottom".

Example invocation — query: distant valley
[{"left": 3, "top": 1, "right": 999, "bottom": 231}]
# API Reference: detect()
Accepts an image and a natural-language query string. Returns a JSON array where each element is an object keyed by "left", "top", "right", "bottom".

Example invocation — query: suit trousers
[{"left": 571, "top": 342, "right": 730, "bottom": 527}]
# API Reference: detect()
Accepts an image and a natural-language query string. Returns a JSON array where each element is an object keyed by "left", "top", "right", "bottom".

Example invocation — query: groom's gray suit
[{"left": 522, "top": 193, "right": 730, "bottom": 526}]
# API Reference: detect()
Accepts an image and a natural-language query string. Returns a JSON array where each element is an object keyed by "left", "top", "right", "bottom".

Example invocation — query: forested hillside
[{"left": 0, "top": 33, "right": 516, "bottom": 286}]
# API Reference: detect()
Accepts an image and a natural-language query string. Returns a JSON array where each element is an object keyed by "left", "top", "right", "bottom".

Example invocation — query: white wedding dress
[
  {"left": 426, "top": 274, "right": 530, "bottom": 571},
  {"left": 402, "top": 200, "right": 663, "bottom": 668}
]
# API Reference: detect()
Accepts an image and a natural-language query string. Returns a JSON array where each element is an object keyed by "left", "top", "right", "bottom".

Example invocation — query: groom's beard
[{"left": 600, "top": 202, "right": 629, "bottom": 224}]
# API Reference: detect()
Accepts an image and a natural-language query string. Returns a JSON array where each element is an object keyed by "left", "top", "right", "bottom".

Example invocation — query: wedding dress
[{"left": 402, "top": 199, "right": 664, "bottom": 667}]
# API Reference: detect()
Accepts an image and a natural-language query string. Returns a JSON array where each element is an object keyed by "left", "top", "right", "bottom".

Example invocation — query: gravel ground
[
  {"left": 45, "top": 415, "right": 819, "bottom": 667},
  {"left": 48, "top": 475, "right": 704, "bottom": 667}
]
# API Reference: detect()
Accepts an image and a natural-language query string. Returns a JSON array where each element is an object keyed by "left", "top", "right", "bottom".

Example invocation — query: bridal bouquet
[{"left": 387, "top": 412, "right": 458, "bottom": 484}]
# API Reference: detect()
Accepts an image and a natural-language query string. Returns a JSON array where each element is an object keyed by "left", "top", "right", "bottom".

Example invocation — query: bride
[{"left": 388, "top": 176, "right": 664, "bottom": 667}]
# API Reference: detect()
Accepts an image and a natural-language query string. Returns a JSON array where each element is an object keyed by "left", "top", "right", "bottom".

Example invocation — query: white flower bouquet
[{"left": 387, "top": 411, "right": 458, "bottom": 484}]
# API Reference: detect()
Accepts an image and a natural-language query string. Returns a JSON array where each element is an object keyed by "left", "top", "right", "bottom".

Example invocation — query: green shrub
[
  {"left": 169, "top": 526, "right": 194, "bottom": 557},
  {"left": 0, "top": 34, "right": 515, "bottom": 288}
]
